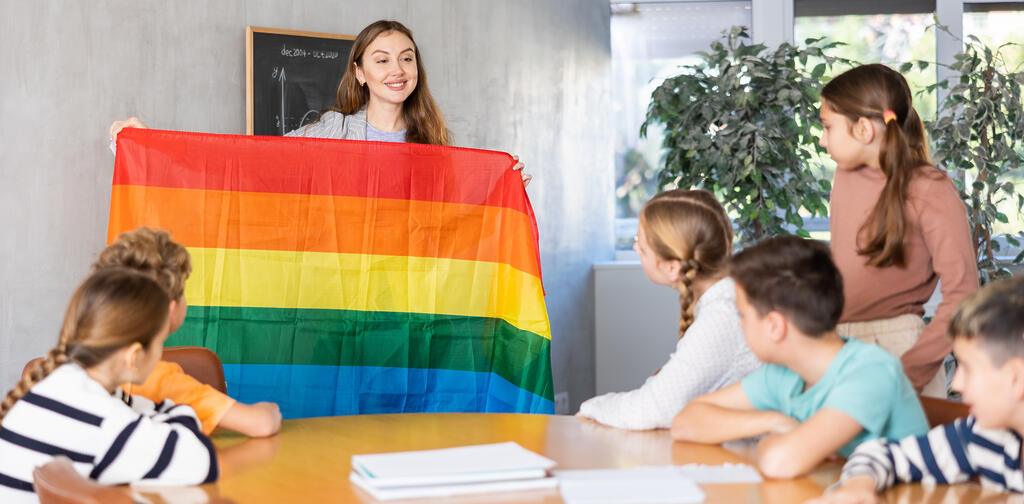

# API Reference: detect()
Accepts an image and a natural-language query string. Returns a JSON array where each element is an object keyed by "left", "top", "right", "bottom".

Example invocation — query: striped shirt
[
  {"left": 840, "top": 415, "right": 1024, "bottom": 493},
  {"left": 0, "top": 363, "right": 218, "bottom": 503}
]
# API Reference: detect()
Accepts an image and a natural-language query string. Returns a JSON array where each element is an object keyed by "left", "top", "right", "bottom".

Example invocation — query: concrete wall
[{"left": 0, "top": 0, "right": 613, "bottom": 412}]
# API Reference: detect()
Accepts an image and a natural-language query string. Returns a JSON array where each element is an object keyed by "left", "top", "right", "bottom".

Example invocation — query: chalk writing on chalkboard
[{"left": 246, "top": 27, "right": 356, "bottom": 136}]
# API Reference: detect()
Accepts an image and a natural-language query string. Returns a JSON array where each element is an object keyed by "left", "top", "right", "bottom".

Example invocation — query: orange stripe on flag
[{"left": 108, "top": 185, "right": 542, "bottom": 279}]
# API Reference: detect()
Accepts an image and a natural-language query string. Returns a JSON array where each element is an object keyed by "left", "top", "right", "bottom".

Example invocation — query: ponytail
[
  {"left": 821, "top": 64, "right": 932, "bottom": 268},
  {"left": 1, "top": 341, "right": 71, "bottom": 420}
]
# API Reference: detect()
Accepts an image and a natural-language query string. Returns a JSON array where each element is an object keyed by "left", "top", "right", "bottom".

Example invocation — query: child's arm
[
  {"left": 217, "top": 401, "right": 282, "bottom": 437},
  {"left": 671, "top": 382, "right": 798, "bottom": 443},
  {"left": 94, "top": 402, "right": 219, "bottom": 487},
  {"left": 805, "top": 475, "right": 878, "bottom": 504},
  {"left": 900, "top": 176, "right": 978, "bottom": 390},
  {"left": 578, "top": 305, "right": 753, "bottom": 430},
  {"left": 128, "top": 361, "right": 280, "bottom": 436},
  {"left": 754, "top": 407, "right": 864, "bottom": 479},
  {"left": 824, "top": 418, "right": 979, "bottom": 497}
]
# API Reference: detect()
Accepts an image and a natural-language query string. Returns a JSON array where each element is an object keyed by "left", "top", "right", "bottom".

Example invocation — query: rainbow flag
[{"left": 108, "top": 129, "right": 553, "bottom": 418}]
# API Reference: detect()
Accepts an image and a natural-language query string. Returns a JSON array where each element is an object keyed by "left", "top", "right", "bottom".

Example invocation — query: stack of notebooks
[{"left": 349, "top": 442, "right": 558, "bottom": 500}]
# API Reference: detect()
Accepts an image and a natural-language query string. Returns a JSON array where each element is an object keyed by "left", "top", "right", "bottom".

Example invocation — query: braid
[
  {"left": 0, "top": 338, "right": 71, "bottom": 421},
  {"left": 676, "top": 259, "right": 700, "bottom": 338}
]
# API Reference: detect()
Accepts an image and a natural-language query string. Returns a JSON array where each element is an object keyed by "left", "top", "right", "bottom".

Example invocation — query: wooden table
[{"left": 131, "top": 413, "right": 1001, "bottom": 503}]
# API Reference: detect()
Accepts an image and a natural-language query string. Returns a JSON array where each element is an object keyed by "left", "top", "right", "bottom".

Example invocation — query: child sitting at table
[
  {"left": 577, "top": 189, "right": 761, "bottom": 429},
  {"left": 813, "top": 276, "right": 1024, "bottom": 502},
  {"left": 671, "top": 236, "right": 929, "bottom": 478},
  {"left": 0, "top": 268, "right": 218, "bottom": 503},
  {"left": 93, "top": 227, "right": 281, "bottom": 437}
]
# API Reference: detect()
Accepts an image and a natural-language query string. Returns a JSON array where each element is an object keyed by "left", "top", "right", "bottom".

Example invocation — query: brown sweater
[{"left": 830, "top": 165, "right": 978, "bottom": 390}]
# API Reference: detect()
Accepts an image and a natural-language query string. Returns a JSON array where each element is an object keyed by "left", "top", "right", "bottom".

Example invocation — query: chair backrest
[
  {"left": 163, "top": 346, "right": 227, "bottom": 394},
  {"left": 23, "top": 347, "right": 226, "bottom": 394},
  {"left": 33, "top": 456, "right": 135, "bottom": 504},
  {"left": 919, "top": 395, "right": 970, "bottom": 428}
]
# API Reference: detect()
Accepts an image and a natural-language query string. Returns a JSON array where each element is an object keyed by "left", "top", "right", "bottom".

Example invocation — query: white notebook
[
  {"left": 351, "top": 441, "right": 557, "bottom": 488},
  {"left": 350, "top": 472, "right": 558, "bottom": 501}
]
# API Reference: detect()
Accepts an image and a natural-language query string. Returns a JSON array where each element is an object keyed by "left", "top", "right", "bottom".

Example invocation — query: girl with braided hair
[
  {"left": 821, "top": 64, "right": 977, "bottom": 397},
  {"left": 577, "top": 189, "right": 761, "bottom": 430},
  {"left": 0, "top": 268, "right": 218, "bottom": 502}
]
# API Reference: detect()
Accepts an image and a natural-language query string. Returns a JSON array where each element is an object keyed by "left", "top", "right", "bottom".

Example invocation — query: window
[
  {"left": 612, "top": 1, "right": 753, "bottom": 250},
  {"left": 963, "top": 6, "right": 1024, "bottom": 248}
]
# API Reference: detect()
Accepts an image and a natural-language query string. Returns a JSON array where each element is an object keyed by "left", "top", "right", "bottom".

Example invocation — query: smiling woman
[{"left": 287, "top": 20, "right": 448, "bottom": 145}]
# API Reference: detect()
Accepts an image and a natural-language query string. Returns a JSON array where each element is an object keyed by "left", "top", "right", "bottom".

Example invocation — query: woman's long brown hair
[
  {"left": 821, "top": 63, "right": 933, "bottom": 268},
  {"left": 333, "top": 20, "right": 450, "bottom": 146}
]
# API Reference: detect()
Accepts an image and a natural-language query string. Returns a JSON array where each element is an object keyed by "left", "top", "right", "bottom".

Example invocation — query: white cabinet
[{"left": 593, "top": 262, "right": 681, "bottom": 395}]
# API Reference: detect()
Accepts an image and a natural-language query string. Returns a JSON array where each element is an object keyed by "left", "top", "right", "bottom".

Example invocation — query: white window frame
[{"left": 611, "top": 0, "right": 1024, "bottom": 260}]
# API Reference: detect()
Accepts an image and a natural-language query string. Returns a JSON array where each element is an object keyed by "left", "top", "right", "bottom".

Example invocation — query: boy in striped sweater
[{"left": 814, "top": 275, "right": 1024, "bottom": 502}]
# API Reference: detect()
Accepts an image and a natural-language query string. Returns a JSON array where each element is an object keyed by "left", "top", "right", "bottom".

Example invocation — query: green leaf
[{"left": 811, "top": 63, "right": 826, "bottom": 80}]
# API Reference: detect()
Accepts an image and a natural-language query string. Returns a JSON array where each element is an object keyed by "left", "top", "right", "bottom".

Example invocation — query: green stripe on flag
[{"left": 169, "top": 305, "right": 554, "bottom": 401}]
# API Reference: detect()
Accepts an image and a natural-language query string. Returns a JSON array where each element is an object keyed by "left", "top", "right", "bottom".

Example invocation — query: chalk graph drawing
[{"left": 246, "top": 26, "right": 356, "bottom": 136}]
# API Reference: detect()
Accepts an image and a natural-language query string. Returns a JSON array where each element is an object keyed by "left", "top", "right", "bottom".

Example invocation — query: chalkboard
[{"left": 246, "top": 26, "right": 356, "bottom": 136}]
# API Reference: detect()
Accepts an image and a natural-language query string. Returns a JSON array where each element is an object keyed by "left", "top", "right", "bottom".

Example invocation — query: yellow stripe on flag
[{"left": 184, "top": 247, "right": 551, "bottom": 340}]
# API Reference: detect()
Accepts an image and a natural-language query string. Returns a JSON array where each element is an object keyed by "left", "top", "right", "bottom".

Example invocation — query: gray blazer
[{"left": 284, "top": 107, "right": 367, "bottom": 140}]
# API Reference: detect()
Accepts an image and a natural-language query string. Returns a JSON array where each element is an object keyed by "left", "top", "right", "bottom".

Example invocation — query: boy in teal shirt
[{"left": 672, "top": 236, "right": 928, "bottom": 479}]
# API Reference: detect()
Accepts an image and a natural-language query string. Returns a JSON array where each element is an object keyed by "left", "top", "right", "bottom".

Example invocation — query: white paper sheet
[
  {"left": 555, "top": 464, "right": 761, "bottom": 484},
  {"left": 556, "top": 467, "right": 705, "bottom": 504},
  {"left": 673, "top": 463, "right": 762, "bottom": 483}
]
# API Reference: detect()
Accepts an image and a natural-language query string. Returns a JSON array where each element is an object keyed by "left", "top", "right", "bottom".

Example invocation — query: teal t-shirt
[{"left": 740, "top": 338, "right": 929, "bottom": 457}]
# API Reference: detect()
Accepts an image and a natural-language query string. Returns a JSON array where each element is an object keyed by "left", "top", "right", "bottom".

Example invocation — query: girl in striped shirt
[
  {"left": 0, "top": 268, "right": 218, "bottom": 503},
  {"left": 813, "top": 276, "right": 1024, "bottom": 502}
]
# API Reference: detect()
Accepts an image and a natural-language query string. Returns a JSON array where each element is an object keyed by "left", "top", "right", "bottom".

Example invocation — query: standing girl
[
  {"left": 0, "top": 268, "right": 218, "bottom": 503},
  {"left": 577, "top": 189, "right": 762, "bottom": 430},
  {"left": 820, "top": 63, "right": 978, "bottom": 396}
]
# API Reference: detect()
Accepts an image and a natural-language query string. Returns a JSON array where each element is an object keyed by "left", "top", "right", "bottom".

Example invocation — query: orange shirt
[
  {"left": 830, "top": 165, "right": 978, "bottom": 389},
  {"left": 123, "top": 360, "right": 236, "bottom": 435}
]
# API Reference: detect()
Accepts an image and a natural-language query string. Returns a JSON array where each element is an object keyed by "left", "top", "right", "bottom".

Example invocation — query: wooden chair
[
  {"left": 919, "top": 395, "right": 970, "bottom": 428},
  {"left": 33, "top": 456, "right": 135, "bottom": 504},
  {"left": 163, "top": 346, "right": 228, "bottom": 394},
  {"left": 22, "top": 347, "right": 226, "bottom": 394}
]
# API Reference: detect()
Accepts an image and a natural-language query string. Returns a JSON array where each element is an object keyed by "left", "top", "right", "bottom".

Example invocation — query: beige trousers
[{"left": 837, "top": 314, "right": 947, "bottom": 398}]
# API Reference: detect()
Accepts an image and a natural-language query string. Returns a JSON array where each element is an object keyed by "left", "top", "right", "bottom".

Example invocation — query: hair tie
[{"left": 882, "top": 110, "right": 898, "bottom": 124}]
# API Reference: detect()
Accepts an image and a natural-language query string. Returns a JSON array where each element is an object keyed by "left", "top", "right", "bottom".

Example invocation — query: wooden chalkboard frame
[{"left": 245, "top": 26, "right": 356, "bottom": 135}]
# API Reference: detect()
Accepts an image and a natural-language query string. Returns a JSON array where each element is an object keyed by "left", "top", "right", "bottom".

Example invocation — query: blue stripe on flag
[{"left": 222, "top": 364, "right": 555, "bottom": 419}]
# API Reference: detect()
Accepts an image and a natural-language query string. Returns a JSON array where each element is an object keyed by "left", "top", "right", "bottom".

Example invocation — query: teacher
[{"left": 110, "top": 20, "right": 531, "bottom": 185}]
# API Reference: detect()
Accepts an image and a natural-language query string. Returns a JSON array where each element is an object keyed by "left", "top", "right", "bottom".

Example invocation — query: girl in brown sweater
[{"left": 819, "top": 64, "right": 978, "bottom": 397}]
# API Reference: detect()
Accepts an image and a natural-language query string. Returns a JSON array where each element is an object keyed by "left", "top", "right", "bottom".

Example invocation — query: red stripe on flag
[{"left": 113, "top": 128, "right": 531, "bottom": 215}]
